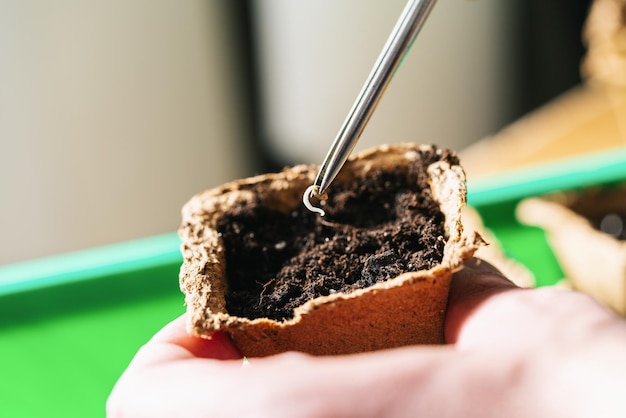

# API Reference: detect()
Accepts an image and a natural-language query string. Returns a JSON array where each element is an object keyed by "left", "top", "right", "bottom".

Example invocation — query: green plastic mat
[{"left": 0, "top": 233, "right": 184, "bottom": 417}]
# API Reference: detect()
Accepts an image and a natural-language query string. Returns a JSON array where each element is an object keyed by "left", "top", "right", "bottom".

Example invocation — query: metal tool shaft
[{"left": 313, "top": 0, "right": 437, "bottom": 195}]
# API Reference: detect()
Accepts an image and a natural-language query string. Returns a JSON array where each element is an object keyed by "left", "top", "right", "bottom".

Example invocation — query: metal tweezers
[{"left": 303, "top": 0, "right": 437, "bottom": 216}]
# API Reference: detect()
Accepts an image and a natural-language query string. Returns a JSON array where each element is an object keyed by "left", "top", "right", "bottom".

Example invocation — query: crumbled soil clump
[{"left": 217, "top": 149, "right": 457, "bottom": 321}]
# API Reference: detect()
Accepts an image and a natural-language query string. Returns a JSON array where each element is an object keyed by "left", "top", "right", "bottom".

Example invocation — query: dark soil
[
  {"left": 217, "top": 148, "right": 457, "bottom": 321},
  {"left": 567, "top": 184, "right": 626, "bottom": 240}
]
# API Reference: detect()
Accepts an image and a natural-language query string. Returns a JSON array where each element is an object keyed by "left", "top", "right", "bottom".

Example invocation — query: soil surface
[
  {"left": 567, "top": 184, "right": 626, "bottom": 240},
  {"left": 217, "top": 148, "right": 457, "bottom": 321}
]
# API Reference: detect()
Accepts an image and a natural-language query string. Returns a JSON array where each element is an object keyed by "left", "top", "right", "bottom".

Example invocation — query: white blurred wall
[
  {"left": 0, "top": 1, "right": 253, "bottom": 264},
  {"left": 251, "top": 0, "right": 518, "bottom": 164},
  {"left": 0, "top": 1, "right": 522, "bottom": 265}
]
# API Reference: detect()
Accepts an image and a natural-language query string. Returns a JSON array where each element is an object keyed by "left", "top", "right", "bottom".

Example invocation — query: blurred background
[{"left": 0, "top": 0, "right": 592, "bottom": 265}]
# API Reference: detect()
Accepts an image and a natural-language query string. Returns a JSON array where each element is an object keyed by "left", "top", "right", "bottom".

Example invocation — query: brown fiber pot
[{"left": 179, "top": 144, "right": 483, "bottom": 357}]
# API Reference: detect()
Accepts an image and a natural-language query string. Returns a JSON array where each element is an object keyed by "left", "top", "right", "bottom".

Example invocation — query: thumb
[
  {"left": 131, "top": 315, "right": 242, "bottom": 370},
  {"left": 445, "top": 258, "right": 519, "bottom": 344}
]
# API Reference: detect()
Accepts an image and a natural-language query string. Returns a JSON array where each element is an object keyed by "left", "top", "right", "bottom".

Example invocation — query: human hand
[{"left": 107, "top": 260, "right": 626, "bottom": 418}]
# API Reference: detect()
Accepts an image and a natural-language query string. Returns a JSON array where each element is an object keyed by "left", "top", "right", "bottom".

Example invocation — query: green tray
[
  {"left": 1, "top": 147, "right": 625, "bottom": 417},
  {"left": 0, "top": 234, "right": 184, "bottom": 417}
]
